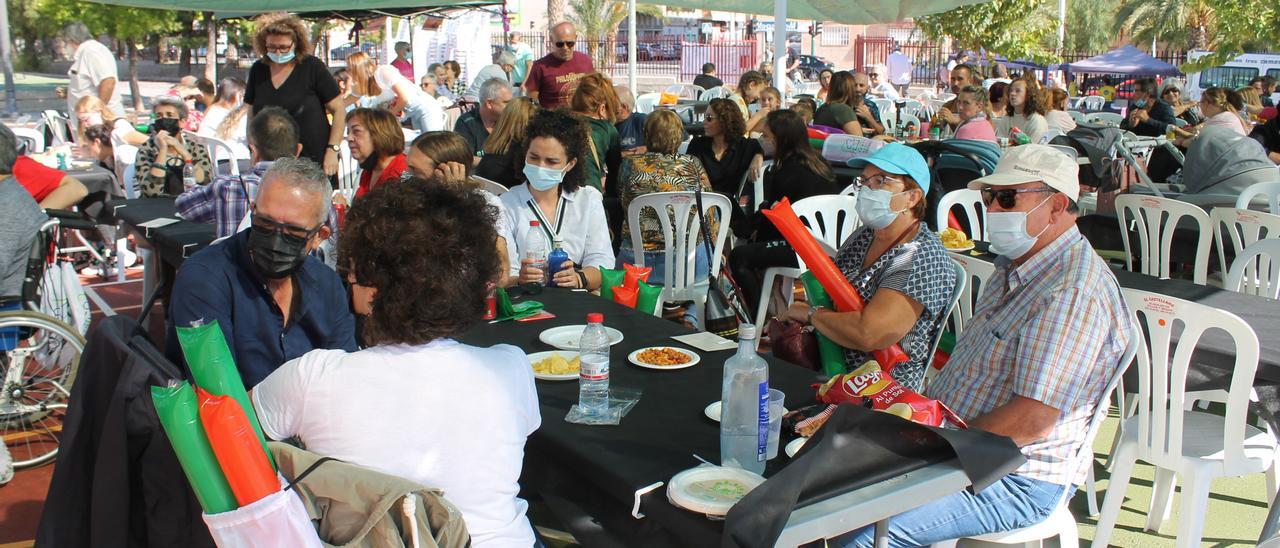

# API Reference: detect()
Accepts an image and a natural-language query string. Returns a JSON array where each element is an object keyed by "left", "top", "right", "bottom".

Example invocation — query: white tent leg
[
  {"left": 773, "top": 0, "right": 787, "bottom": 92},
  {"left": 628, "top": 0, "right": 637, "bottom": 93}
]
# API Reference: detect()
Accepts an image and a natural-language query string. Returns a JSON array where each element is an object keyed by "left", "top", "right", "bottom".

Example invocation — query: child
[
  {"left": 791, "top": 97, "right": 817, "bottom": 126},
  {"left": 748, "top": 86, "right": 784, "bottom": 134}
]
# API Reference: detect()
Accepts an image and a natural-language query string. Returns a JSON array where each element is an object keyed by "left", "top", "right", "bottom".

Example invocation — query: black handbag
[{"left": 694, "top": 187, "right": 751, "bottom": 339}]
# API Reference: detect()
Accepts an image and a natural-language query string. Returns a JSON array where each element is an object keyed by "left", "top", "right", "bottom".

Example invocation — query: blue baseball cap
[{"left": 846, "top": 143, "right": 931, "bottom": 194}]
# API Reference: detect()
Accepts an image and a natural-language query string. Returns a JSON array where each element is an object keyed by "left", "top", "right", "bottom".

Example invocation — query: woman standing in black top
[
  {"left": 244, "top": 13, "right": 346, "bottom": 176},
  {"left": 729, "top": 109, "right": 837, "bottom": 315},
  {"left": 686, "top": 98, "right": 764, "bottom": 211}
]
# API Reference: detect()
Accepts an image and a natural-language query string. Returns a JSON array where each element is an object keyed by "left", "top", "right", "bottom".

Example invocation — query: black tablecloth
[
  {"left": 68, "top": 165, "right": 117, "bottom": 197},
  {"left": 1077, "top": 210, "right": 1217, "bottom": 276},
  {"left": 106, "top": 197, "right": 216, "bottom": 268}
]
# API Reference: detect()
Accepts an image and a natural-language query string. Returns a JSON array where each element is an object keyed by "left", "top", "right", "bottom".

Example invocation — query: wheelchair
[{"left": 1, "top": 213, "right": 92, "bottom": 468}]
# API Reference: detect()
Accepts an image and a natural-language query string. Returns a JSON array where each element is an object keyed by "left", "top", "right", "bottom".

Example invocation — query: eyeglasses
[
  {"left": 554, "top": 41, "right": 576, "bottom": 48},
  {"left": 852, "top": 174, "right": 904, "bottom": 191},
  {"left": 265, "top": 43, "right": 294, "bottom": 54},
  {"left": 980, "top": 187, "right": 1053, "bottom": 209},
  {"left": 250, "top": 211, "right": 322, "bottom": 240}
]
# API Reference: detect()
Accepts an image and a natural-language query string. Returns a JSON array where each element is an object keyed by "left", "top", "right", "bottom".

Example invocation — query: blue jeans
[
  {"left": 834, "top": 474, "right": 1072, "bottom": 548},
  {"left": 616, "top": 246, "right": 710, "bottom": 327},
  {"left": 402, "top": 97, "right": 444, "bottom": 132}
]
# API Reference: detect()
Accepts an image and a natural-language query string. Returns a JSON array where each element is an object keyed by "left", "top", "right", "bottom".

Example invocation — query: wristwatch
[
  {"left": 807, "top": 305, "right": 826, "bottom": 325},
  {"left": 328, "top": 143, "right": 341, "bottom": 152}
]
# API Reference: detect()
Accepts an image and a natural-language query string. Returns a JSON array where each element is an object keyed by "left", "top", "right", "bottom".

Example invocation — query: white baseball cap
[{"left": 968, "top": 144, "right": 1080, "bottom": 202}]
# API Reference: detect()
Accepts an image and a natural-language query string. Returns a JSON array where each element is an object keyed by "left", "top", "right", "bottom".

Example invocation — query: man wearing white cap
[{"left": 836, "top": 145, "right": 1132, "bottom": 546}]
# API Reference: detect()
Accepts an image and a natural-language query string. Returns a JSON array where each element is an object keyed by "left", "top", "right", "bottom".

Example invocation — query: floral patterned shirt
[{"left": 618, "top": 153, "right": 718, "bottom": 252}]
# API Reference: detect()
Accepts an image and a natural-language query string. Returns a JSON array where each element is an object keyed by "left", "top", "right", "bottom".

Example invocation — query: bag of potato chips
[{"left": 815, "top": 361, "right": 966, "bottom": 428}]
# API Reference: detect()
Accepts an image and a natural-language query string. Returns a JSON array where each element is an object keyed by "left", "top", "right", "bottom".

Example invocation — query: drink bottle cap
[
  {"left": 529, "top": 220, "right": 541, "bottom": 227},
  {"left": 738, "top": 323, "right": 757, "bottom": 340},
  {"left": 587, "top": 312, "right": 604, "bottom": 323}
]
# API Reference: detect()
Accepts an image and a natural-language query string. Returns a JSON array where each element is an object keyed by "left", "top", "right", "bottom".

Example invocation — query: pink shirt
[
  {"left": 955, "top": 114, "right": 997, "bottom": 142},
  {"left": 390, "top": 58, "right": 414, "bottom": 81},
  {"left": 1202, "top": 110, "right": 1249, "bottom": 136}
]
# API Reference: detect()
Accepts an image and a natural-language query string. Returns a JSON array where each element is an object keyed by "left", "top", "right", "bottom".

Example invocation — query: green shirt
[
  {"left": 814, "top": 102, "right": 857, "bottom": 131},
  {"left": 510, "top": 43, "right": 534, "bottom": 84},
  {"left": 582, "top": 116, "right": 621, "bottom": 193}
]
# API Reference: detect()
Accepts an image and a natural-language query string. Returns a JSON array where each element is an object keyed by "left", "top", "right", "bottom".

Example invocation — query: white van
[{"left": 1184, "top": 51, "right": 1280, "bottom": 101}]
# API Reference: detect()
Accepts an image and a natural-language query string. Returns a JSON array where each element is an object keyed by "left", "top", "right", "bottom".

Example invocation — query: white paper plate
[
  {"left": 667, "top": 465, "right": 766, "bottom": 517},
  {"left": 944, "top": 243, "right": 976, "bottom": 252},
  {"left": 703, "top": 401, "right": 788, "bottom": 422},
  {"left": 527, "top": 350, "right": 580, "bottom": 381},
  {"left": 628, "top": 347, "right": 700, "bottom": 370},
  {"left": 538, "top": 325, "right": 624, "bottom": 351},
  {"left": 785, "top": 437, "right": 808, "bottom": 458}
]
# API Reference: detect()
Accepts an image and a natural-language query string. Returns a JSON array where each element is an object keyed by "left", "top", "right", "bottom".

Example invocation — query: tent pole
[
  {"left": 628, "top": 0, "right": 637, "bottom": 93},
  {"left": 1057, "top": 0, "right": 1065, "bottom": 52},
  {"left": 773, "top": 0, "right": 786, "bottom": 93}
]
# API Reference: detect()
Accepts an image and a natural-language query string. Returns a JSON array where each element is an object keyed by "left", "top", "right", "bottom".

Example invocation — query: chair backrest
[
  {"left": 897, "top": 113, "right": 922, "bottom": 138},
  {"left": 1236, "top": 181, "right": 1280, "bottom": 214},
  {"left": 945, "top": 253, "right": 995, "bottom": 336},
  {"left": 838, "top": 183, "right": 858, "bottom": 196},
  {"left": 789, "top": 194, "right": 861, "bottom": 269},
  {"left": 186, "top": 132, "right": 240, "bottom": 177},
  {"left": 936, "top": 92, "right": 956, "bottom": 103},
  {"left": 1037, "top": 128, "right": 1064, "bottom": 145},
  {"left": 12, "top": 127, "right": 45, "bottom": 153},
  {"left": 635, "top": 93, "right": 662, "bottom": 114},
  {"left": 338, "top": 140, "right": 359, "bottom": 192},
  {"left": 39, "top": 110, "right": 71, "bottom": 146},
  {"left": 113, "top": 144, "right": 139, "bottom": 198},
  {"left": 872, "top": 98, "right": 895, "bottom": 119},
  {"left": 473, "top": 176, "right": 507, "bottom": 196},
  {"left": 1174, "top": 117, "right": 1189, "bottom": 128},
  {"left": 625, "top": 191, "right": 733, "bottom": 300},
  {"left": 1225, "top": 238, "right": 1280, "bottom": 299},
  {"left": 665, "top": 84, "right": 705, "bottom": 100},
  {"left": 677, "top": 139, "right": 690, "bottom": 155},
  {"left": 1084, "top": 112, "right": 1124, "bottom": 127},
  {"left": 1081, "top": 96, "right": 1106, "bottom": 111},
  {"left": 1114, "top": 194, "right": 1212, "bottom": 284},
  {"left": 1209, "top": 206, "right": 1280, "bottom": 276},
  {"left": 915, "top": 90, "right": 937, "bottom": 102},
  {"left": 897, "top": 99, "right": 925, "bottom": 119},
  {"left": 1123, "top": 288, "right": 1259, "bottom": 471},
  {"left": 927, "top": 259, "right": 967, "bottom": 357},
  {"left": 1067, "top": 110, "right": 1086, "bottom": 123},
  {"left": 936, "top": 189, "right": 987, "bottom": 241},
  {"left": 699, "top": 86, "right": 733, "bottom": 101}
]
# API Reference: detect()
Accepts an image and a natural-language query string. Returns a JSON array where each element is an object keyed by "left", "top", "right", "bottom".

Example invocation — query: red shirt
[
  {"left": 355, "top": 153, "right": 408, "bottom": 199},
  {"left": 391, "top": 58, "right": 414, "bottom": 81},
  {"left": 525, "top": 53, "right": 594, "bottom": 109},
  {"left": 13, "top": 156, "right": 66, "bottom": 203}
]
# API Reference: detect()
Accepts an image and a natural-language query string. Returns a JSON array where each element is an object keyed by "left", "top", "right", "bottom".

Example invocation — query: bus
[{"left": 1184, "top": 51, "right": 1280, "bottom": 101}]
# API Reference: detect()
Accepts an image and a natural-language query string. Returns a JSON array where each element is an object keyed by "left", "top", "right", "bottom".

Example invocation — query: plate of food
[
  {"left": 784, "top": 437, "right": 807, "bottom": 458},
  {"left": 629, "top": 346, "right": 699, "bottom": 370},
  {"left": 538, "top": 325, "right": 624, "bottom": 351},
  {"left": 527, "top": 351, "right": 580, "bottom": 381},
  {"left": 703, "top": 401, "right": 788, "bottom": 422},
  {"left": 939, "top": 227, "right": 976, "bottom": 252},
  {"left": 666, "top": 465, "right": 765, "bottom": 517}
]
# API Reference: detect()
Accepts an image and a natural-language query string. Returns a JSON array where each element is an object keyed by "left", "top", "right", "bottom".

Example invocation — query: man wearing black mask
[{"left": 165, "top": 157, "right": 356, "bottom": 388}]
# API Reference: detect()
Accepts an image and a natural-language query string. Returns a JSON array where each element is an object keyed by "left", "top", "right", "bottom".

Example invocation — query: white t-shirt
[
  {"left": 886, "top": 52, "right": 913, "bottom": 86},
  {"left": 996, "top": 112, "right": 1049, "bottom": 144},
  {"left": 367, "top": 65, "right": 414, "bottom": 105},
  {"left": 68, "top": 40, "right": 124, "bottom": 119},
  {"left": 872, "top": 82, "right": 900, "bottom": 101},
  {"left": 197, "top": 105, "right": 251, "bottom": 159},
  {"left": 1045, "top": 110, "right": 1077, "bottom": 135},
  {"left": 499, "top": 183, "right": 616, "bottom": 278},
  {"left": 253, "top": 341, "right": 541, "bottom": 548}
]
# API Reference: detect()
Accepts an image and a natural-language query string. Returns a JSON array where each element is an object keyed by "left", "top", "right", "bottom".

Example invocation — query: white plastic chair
[
  {"left": 872, "top": 98, "right": 895, "bottom": 122},
  {"left": 896, "top": 113, "right": 922, "bottom": 138},
  {"left": 1210, "top": 206, "right": 1280, "bottom": 278},
  {"left": 838, "top": 183, "right": 858, "bottom": 196},
  {"left": 473, "top": 176, "right": 507, "bottom": 196},
  {"left": 186, "top": 132, "right": 240, "bottom": 177},
  {"left": 936, "top": 92, "right": 956, "bottom": 103},
  {"left": 626, "top": 191, "right": 733, "bottom": 324},
  {"left": 965, "top": 318, "right": 1139, "bottom": 548},
  {"left": 699, "top": 86, "right": 733, "bottom": 101},
  {"left": 635, "top": 93, "right": 662, "bottom": 114},
  {"left": 1092, "top": 289, "right": 1274, "bottom": 548},
  {"left": 1037, "top": 128, "right": 1064, "bottom": 145},
  {"left": 38, "top": 110, "right": 72, "bottom": 146},
  {"left": 1225, "top": 239, "right": 1280, "bottom": 299},
  {"left": 752, "top": 195, "right": 860, "bottom": 332},
  {"left": 12, "top": 127, "right": 45, "bottom": 153},
  {"left": 1080, "top": 96, "right": 1105, "bottom": 112},
  {"left": 922, "top": 260, "right": 967, "bottom": 388},
  {"left": 1084, "top": 112, "right": 1124, "bottom": 127},
  {"left": 113, "top": 144, "right": 139, "bottom": 199},
  {"left": 1237, "top": 181, "right": 1280, "bottom": 214},
  {"left": 337, "top": 140, "right": 360, "bottom": 192},
  {"left": 1114, "top": 195, "right": 1212, "bottom": 285},
  {"left": 936, "top": 189, "right": 988, "bottom": 241},
  {"left": 944, "top": 253, "right": 995, "bottom": 337},
  {"left": 664, "top": 84, "right": 705, "bottom": 100},
  {"left": 897, "top": 99, "right": 926, "bottom": 119}
]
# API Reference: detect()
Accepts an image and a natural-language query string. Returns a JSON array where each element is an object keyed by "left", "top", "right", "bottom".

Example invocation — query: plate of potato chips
[
  {"left": 938, "top": 228, "right": 976, "bottom": 252},
  {"left": 528, "top": 351, "right": 581, "bottom": 381}
]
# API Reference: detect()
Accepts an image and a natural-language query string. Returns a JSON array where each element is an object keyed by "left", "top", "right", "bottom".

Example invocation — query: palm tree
[
  {"left": 1114, "top": 0, "right": 1216, "bottom": 51},
  {"left": 548, "top": 0, "right": 567, "bottom": 33}
]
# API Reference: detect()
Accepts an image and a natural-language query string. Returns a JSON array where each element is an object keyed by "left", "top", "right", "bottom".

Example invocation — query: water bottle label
[
  {"left": 756, "top": 381, "right": 769, "bottom": 463},
  {"left": 581, "top": 357, "right": 609, "bottom": 381}
]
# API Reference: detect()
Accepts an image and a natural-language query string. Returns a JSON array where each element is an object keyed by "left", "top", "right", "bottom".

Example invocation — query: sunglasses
[
  {"left": 554, "top": 41, "right": 576, "bottom": 48},
  {"left": 980, "top": 187, "right": 1052, "bottom": 209}
]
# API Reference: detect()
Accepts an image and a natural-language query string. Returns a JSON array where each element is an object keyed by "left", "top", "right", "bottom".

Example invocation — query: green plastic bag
[
  {"left": 800, "top": 271, "right": 848, "bottom": 378},
  {"left": 151, "top": 381, "right": 238, "bottom": 514},
  {"left": 496, "top": 287, "right": 544, "bottom": 320},
  {"left": 176, "top": 321, "right": 274, "bottom": 470},
  {"left": 937, "top": 331, "right": 956, "bottom": 355},
  {"left": 599, "top": 268, "right": 625, "bottom": 300},
  {"left": 636, "top": 280, "right": 663, "bottom": 317}
]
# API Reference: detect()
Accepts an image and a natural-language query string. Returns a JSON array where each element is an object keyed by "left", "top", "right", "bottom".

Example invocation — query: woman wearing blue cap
[{"left": 782, "top": 143, "right": 957, "bottom": 390}]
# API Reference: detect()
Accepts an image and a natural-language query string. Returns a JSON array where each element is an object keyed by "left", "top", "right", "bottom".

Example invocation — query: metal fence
[
  {"left": 853, "top": 36, "right": 947, "bottom": 88},
  {"left": 494, "top": 33, "right": 758, "bottom": 84}
]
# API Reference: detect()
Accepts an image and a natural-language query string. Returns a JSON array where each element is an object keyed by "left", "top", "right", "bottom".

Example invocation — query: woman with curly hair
[
  {"left": 245, "top": 12, "right": 345, "bottom": 175},
  {"left": 499, "top": 109, "right": 614, "bottom": 289},
  {"left": 996, "top": 75, "right": 1048, "bottom": 143},
  {"left": 252, "top": 178, "right": 539, "bottom": 548}
]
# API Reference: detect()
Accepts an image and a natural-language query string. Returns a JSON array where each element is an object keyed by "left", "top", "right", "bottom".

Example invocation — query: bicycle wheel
[{"left": 0, "top": 311, "right": 86, "bottom": 468}]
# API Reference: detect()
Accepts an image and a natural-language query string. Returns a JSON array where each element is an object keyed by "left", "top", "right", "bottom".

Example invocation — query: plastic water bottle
[
  {"left": 578, "top": 313, "right": 611, "bottom": 416},
  {"left": 523, "top": 220, "right": 548, "bottom": 287},
  {"left": 182, "top": 160, "right": 197, "bottom": 192},
  {"left": 720, "top": 323, "right": 769, "bottom": 475},
  {"left": 546, "top": 237, "right": 570, "bottom": 287}
]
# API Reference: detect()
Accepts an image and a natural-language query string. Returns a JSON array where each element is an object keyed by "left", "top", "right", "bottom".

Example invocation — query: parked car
[
  {"left": 330, "top": 42, "right": 379, "bottom": 64},
  {"left": 792, "top": 54, "right": 833, "bottom": 80}
]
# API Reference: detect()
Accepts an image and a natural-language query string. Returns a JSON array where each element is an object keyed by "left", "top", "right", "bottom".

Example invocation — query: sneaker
[{"left": 0, "top": 442, "right": 13, "bottom": 485}]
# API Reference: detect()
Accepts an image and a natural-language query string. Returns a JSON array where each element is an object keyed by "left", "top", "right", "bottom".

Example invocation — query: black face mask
[
  {"left": 246, "top": 227, "right": 311, "bottom": 279},
  {"left": 151, "top": 117, "right": 181, "bottom": 135}
]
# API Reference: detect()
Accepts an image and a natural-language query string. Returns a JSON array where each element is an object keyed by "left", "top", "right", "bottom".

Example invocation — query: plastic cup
[{"left": 767, "top": 389, "right": 785, "bottom": 459}]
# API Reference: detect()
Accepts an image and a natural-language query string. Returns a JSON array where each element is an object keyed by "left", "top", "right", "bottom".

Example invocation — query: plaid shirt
[
  {"left": 175, "top": 162, "right": 271, "bottom": 239},
  {"left": 928, "top": 227, "right": 1131, "bottom": 486}
]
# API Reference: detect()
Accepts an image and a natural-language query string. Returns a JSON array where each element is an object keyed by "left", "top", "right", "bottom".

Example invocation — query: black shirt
[
  {"left": 686, "top": 136, "right": 764, "bottom": 196},
  {"left": 245, "top": 56, "right": 341, "bottom": 166},
  {"left": 454, "top": 109, "right": 490, "bottom": 155},
  {"left": 1120, "top": 99, "right": 1177, "bottom": 137},
  {"left": 476, "top": 149, "right": 522, "bottom": 188},
  {"left": 693, "top": 74, "right": 723, "bottom": 91},
  {"left": 748, "top": 157, "right": 837, "bottom": 242}
]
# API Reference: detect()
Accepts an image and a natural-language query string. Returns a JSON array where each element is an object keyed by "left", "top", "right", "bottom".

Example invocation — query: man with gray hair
[
  {"left": 0, "top": 124, "right": 48, "bottom": 302},
  {"left": 464, "top": 50, "right": 517, "bottom": 101},
  {"left": 166, "top": 157, "right": 355, "bottom": 388},
  {"left": 613, "top": 85, "right": 648, "bottom": 155},
  {"left": 455, "top": 77, "right": 514, "bottom": 159},
  {"left": 59, "top": 22, "right": 124, "bottom": 123}
]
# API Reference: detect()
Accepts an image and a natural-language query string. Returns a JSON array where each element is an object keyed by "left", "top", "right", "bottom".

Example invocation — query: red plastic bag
[
  {"left": 815, "top": 361, "right": 966, "bottom": 428},
  {"left": 623, "top": 263, "right": 652, "bottom": 289},
  {"left": 612, "top": 284, "right": 639, "bottom": 308},
  {"left": 198, "top": 388, "right": 279, "bottom": 506}
]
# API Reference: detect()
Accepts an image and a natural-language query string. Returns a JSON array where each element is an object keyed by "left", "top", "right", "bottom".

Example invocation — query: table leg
[
  {"left": 874, "top": 518, "right": 890, "bottom": 548},
  {"left": 115, "top": 237, "right": 128, "bottom": 283}
]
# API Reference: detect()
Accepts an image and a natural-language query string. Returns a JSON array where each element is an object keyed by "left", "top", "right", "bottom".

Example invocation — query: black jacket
[
  {"left": 747, "top": 157, "right": 837, "bottom": 241},
  {"left": 36, "top": 315, "right": 214, "bottom": 547},
  {"left": 1121, "top": 99, "right": 1177, "bottom": 137}
]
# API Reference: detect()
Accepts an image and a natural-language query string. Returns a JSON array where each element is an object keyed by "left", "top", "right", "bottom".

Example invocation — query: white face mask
[
  {"left": 986, "top": 195, "right": 1052, "bottom": 260},
  {"left": 856, "top": 187, "right": 907, "bottom": 230},
  {"left": 523, "top": 163, "right": 566, "bottom": 191}
]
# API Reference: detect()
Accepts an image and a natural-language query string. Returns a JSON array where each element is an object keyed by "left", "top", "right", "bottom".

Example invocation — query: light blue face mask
[
  {"left": 268, "top": 50, "right": 296, "bottom": 65},
  {"left": 523, "top": 163, "right": 566, "bottom": 191},
  {"left": 1132, "top": 98, "right": 1148, "bottom": 109},
  {"left": 986, "top": 195, "right": 1052, "bottom": 260},
  {"left": 855, "top": 187, "right": 907, "bottom": 230}
]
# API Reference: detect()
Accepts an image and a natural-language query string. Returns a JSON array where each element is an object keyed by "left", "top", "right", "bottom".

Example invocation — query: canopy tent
[
  {"left": 84, "top": 0, "right": 498, "bottom": 15},
  {"left": 1065, "top": 45, "right": 1182, "bottom": 76}
]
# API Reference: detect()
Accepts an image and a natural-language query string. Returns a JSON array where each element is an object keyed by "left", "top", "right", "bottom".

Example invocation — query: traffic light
[{"left": 813, "top": 22, "right": 823, "bottom": 35}]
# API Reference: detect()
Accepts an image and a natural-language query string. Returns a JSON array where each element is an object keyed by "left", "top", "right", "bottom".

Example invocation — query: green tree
[
  {"left": 1185, "top": 0, "right": 1279, "bottom": 70},
  {"left": 1063, "top": 0, "right": 1120, "bottom": 53},
  {"left": 916, "top": 0, "right": 1060, "bottom": 64},
  {"left": 1113, "top": 0, "right": 1215, "bottom": 51},
  {"left": 568, "top": 0, "right": 663, "bottom": 70}
]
